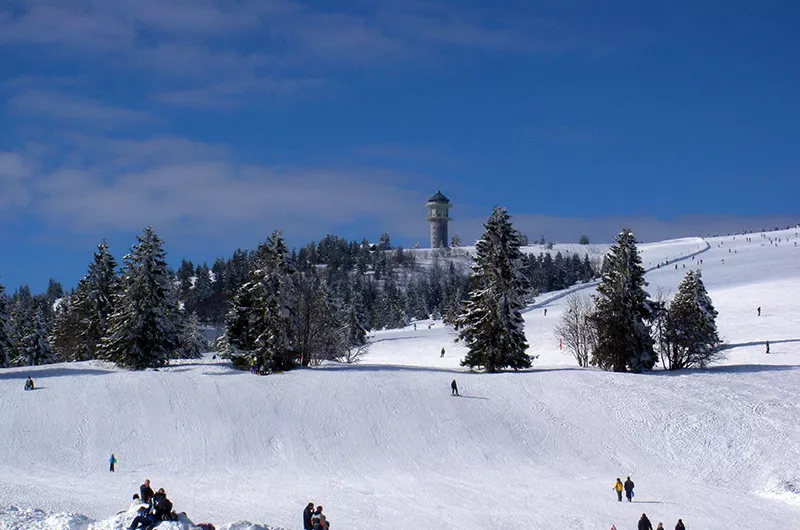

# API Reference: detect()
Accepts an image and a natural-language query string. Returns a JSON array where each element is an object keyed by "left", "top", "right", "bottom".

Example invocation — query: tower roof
[{"left": 427, "top": 190, "right": 450, "bottom": 203}]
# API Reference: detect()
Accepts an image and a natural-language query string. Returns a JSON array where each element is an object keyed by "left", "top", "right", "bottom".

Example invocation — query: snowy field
[{"left": 1, "top": 228, "right": 800, "bottom": 529}]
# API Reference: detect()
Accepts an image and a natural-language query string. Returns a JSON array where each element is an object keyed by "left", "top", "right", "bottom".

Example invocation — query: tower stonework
[{"left": 426, "top": 190, "right": 452, "bottom": 248}]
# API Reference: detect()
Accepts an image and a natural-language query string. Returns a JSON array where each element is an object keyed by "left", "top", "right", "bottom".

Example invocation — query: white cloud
[
  {"left": 0, "top": 152, "right": 32, "bottom": 208},
  {"left": 8, "top": 90, "right": 155, "bottom": 129}
]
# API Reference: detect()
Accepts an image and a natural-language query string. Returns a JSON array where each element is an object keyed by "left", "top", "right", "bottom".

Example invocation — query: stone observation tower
[{"left": 426, "top": 190, "right": 452, "bottom": 248}]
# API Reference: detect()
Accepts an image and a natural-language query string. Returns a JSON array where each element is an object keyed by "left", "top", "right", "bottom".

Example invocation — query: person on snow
[
  {"left": 128, "top": 505, "right": 157, "bottom": 530},
  {"left": 24, "top": 376, "right": 34, "bottom": 391},
  {"left": 441, "top": 347, "right": 445, "bottom": 358},
  {"left": 109, "top": 453, "right": 117, "bottom": 472},
  {"left": 656, "top": 523, "right": 664, "bottom": 530},
  {"left": 303, "top": 502, "right": 315, "bottom": 530},
  {"left": 674, "top": 519, "right": 685, "bottom": 530},
  {"left": 766, "top": 340, "right": 770, "bottom": 354},
  {"left": 140, "top": 479, "right": 154, "bottom": 505},
  {"left": 152, "top": 488, "right": 174, "bottom": 520},
  {"left": 311, "top": 505, "right": 329, "bottom": 530},
  {"left": 638, "top": 513, "right": 653, "bottom": 530},
  {"left": 451, "top": 379, "right": 459, "bottom": 396},
  {"left": 624, "top": 476, "right": 635, "bottom": 501},
  {"left": 613, "top": 478, "right": 624, "bottom": 501},
  {"left": 757, "top": 306, "right": 761, "bottom": 316}
]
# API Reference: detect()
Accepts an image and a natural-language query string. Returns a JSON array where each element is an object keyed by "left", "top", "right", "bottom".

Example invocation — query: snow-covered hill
[{"left": 2, "top": 228, "right": 799, "bottom": 529}]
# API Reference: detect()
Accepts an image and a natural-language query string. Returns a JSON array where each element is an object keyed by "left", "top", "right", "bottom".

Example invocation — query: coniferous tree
[
  {"left": 0, "top": 283, "right": 13, "bottom": 367},
  {"left": 457, "top": 207, "right": 533, "bottom": 372},
  {"left": 50, "top": 294, "right": 86, "bottom": 361},
  {"left": 70, "top": 240, "right": 119, "bottom": 360},
  {"left": 22, "top": 307, "right": 53, "bottom": 366},
  {"left": 662, "top": 270, "right": 722, "bottom": 369},
  {"left": 175, "top": 311, "right": 207, "bottom": 359},
  {"left": 226, "top": 230, "right": 297, "bottom": 371},
  {"left": 590, "top": 228, "right": 656, "bottom": 372},
  {"left": 100, "top": 227, "right": 179, "bottom": 369}
]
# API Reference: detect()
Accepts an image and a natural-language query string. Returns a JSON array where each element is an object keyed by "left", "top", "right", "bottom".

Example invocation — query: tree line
[{"left": 0, "top": 224, "right": 599, "bottom": 370}]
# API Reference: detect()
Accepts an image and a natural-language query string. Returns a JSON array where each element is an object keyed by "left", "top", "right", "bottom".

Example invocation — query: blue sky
[{"left": 1, "top": 0, "right": 798, "bottom": 293}]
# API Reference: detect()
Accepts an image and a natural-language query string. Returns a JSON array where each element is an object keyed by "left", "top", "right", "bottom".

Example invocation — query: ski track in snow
[{"left": 1, "top": 229, "right": 800, "bottom": 529}]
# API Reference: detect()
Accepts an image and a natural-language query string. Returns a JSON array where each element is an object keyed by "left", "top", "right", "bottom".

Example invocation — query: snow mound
[{"left": 0, "top": 506, "right": 92, "bottom": 530}]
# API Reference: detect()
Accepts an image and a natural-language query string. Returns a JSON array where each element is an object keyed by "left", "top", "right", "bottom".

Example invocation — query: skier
[
  {"left": 638, "top": 513, "right": 653, "bottom": 530},
  {"left": 451, "top": 379, "right": 459, "bottom": 396},
  {"left": 128, "top": 505, "right": 157, "bottom": 530},
  {"left": 656, "top": 523, "right": 665, "bottom": 530},
  {"left": 674, "top": 519, "right": 685, "bottom": 530},
  {"left": 766, "top": 340, "right": 770, "bottom": 354},
  {"left": 109, "top": 453, "right": 117, "bottom": 472},
  {"left": 441, "top": 347, "right": 445, "bottom": 358},
  {"left": 613, "top": 478, "right": 624, "bottom": 501},
  {"left": 624, "top": 476, "right": 635, "bottom": 502},
  {"left": 311, "top": 505, "right": 329, "bottom": 530},
  {"left": 140, "top": 479, "right": 154, "bottom": 504},
  {"left": 303, "top": 502, "right": 315, "bottom": 530},
  {"left": 757, "top": 306, "right": 761, "bottom": 316},
  {"left": 544, "top": 308, "right": 547, "bottom": 316},
  {"left": 24, "top": 376, "right": 34, "bottom": 391}
]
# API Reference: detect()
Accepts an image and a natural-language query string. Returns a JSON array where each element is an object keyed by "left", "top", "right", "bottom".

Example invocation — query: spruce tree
[
  {"left": 100, "top": 227, "right": 179, "bottom": 369},
  {"left": 22, "top": 307, "right": 53, "bottom": 366},
  {"left": 69, "top": 240, "right": 119, "bottom": 359},
  {"left": 226, "top": 230, "right": 297, "bottom": 371},
  {"left": 590, "top": 228, "right": 656, "bottom": 372},
  {"left": 50, "top": 294, "right": 87, "bottom": 361},
  {"left": 0, "top": 283, "right": 13, "bottom": 367},
  {"left": 663, "top": 270, "right": 722, "bottom": 369},
  {"left": 456, "top": 207, "right": 532, "bottom": 372}
]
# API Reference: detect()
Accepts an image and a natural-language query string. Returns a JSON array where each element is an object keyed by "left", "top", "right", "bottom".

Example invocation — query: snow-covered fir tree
[
  {"left": 100, "top": 227, "right": 179, "bottom": 369},
  {"left": 226, "top": 230, "right": 297, "bottom": 371},
  {"left": 22, "top": 307, "right": 53, "bottom": 366},
  {"left": 0, "top": 283, "right": 13, "bottom": 367},
  {"left": 51, "top": 241, "right": 119, "bottom": 361},
  {"left": 590, "top": 228, "right": 656, "bottom": 372},
  {"left": 662, "top": 270, "right": 722, "bottom": 369},
  {"left": 50, "top": 295, "right": 85, "bottom": 362},
  {"left": 456, "top": 207, "right": 533, "bottom": 372},
  {"left": 175, "top": 311, "right": 207, "bottom": 359}
]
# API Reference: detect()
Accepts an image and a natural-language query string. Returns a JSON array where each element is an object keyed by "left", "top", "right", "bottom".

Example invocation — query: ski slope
[{"left": 1, "top": 228, "right": 799, "bottom": 529}]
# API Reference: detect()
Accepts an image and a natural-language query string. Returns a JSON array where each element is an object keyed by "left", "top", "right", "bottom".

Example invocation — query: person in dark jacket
[
  {"left": 624, "top": 476, "right": 635, "bottom": 501},
  {"left": 303, "top": 502, "right": 315, "bottom": 530},
  {"left": 451, "top": 379, "right": 459, "bottom": 396},
  {"left": 128, "top": 505, "right": 157, "bottom": 530},
  {"left": 24, "top": 377, "right": 34, "bottom": 391},
  {"left": 675, "top": 519, "right": 685, "bottom": 530},
  {"left": 140, "top": 479, "right": 154, "bottom": 505},
  {"left": 152, "top": 488, "right": 173, "bottom": 520},
  {"left": 638, "top": 513, "right": 653, "bottom": 530}
]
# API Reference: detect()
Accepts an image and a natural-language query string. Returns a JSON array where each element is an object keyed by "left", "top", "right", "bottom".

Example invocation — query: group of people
[
  {"left": 629, "top": 513, "right": 685, "bottom": 530},
  {"left": 249, "top": 356, "right": 272, "bottom": 375},
  {"left": 612, "top": 476, "right": 635, "bottom": 502},
  {"left": 612, "top": 477, "right": 686, "bottom": 530},
  {"left": 128, "top": 479, "right": 178, "bottom": 529},
  {"left": 303, "top": 502, "right": 330, "bottom": 530}
]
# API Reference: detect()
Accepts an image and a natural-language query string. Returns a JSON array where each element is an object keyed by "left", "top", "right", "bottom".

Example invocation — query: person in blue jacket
[
  {"left": 109, "top": 453, "right": 117, "bottom": 472},
  {"left": 128, "top": 505, "right": 157, "bottom": 530}
]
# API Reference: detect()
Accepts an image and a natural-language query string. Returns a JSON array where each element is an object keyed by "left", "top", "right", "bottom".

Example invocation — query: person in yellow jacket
[{"left": 613, "top": 478, "right": 624, "bottom": 501}]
